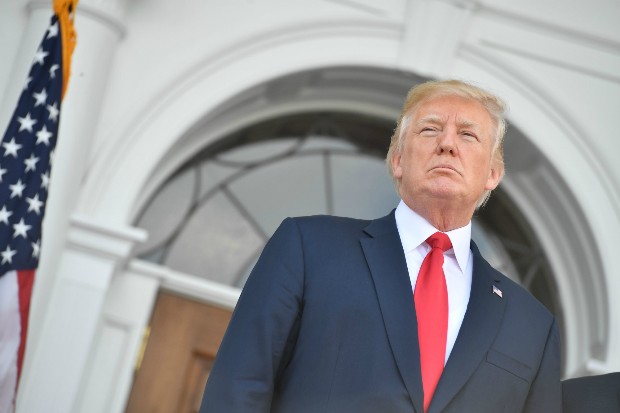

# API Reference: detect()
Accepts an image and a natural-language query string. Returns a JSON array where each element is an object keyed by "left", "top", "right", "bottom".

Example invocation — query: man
[
  {"left": 199, "top": 80, "right": 561, "bottom": 413},
  {"left": 562, "top": 373, "right": 620, "bottom": 413}
]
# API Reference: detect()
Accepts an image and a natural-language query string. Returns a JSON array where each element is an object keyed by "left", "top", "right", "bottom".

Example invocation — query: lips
[
  {"left": 430, "top": 164, "right": 461, "bottom": 175},
  {"left": 432, "top": 164, "right": 457, "bottom": 171}
]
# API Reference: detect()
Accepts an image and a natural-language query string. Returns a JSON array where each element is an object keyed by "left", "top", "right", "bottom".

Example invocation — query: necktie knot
[{"left": 426, "top": 232, "right": 452, "bottom": 252}]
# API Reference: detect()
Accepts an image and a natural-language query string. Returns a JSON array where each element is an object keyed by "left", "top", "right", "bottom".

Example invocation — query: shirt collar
[{"left": 394, "top": 200, "right": 471, "bottom": 273}]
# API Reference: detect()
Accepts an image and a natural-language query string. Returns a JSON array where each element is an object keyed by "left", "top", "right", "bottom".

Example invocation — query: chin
[{"left": 426, "top": 182, "right": 461, "bottom": 198}]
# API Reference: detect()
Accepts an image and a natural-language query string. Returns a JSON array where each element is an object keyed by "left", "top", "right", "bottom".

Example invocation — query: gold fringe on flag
[{"left": 53, "top": 0, "right": 79, "bottom": 99}]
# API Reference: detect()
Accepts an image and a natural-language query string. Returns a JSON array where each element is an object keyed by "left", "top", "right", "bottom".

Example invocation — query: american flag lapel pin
[{"left": 493, "top": 285, "right": 503, "bottom": 298}]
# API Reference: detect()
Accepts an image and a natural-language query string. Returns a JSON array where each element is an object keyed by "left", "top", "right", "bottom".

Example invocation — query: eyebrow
[
  {"left": 416, "top": 114, "right": 481, "bottom": 130},
  {"left": 415, "top": 114, "right": 444, "bottom": 127},
  {"left": 457, "top": 118, "right": 480, "bottom": 130}
]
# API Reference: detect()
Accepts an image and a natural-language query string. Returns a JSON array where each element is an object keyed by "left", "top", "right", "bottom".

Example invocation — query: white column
[
  {"left": 14, "top": 7, "right": 131, "bottom": 405},
  {"left": 16, "top": 216, "right": 146, "bottom": 413},
  {"left": 73, "top": 261, "right": 165, "bottom": 413},
  {"left": 28, "top": 0, "right": 128, "bottom": 345}
]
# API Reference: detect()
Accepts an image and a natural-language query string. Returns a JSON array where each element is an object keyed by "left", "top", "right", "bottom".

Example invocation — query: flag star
[
  {"left": 24, "top": 154, "right": 40, "bottom": 172},
  {"left": 33, "top": 88, "right": 48, "bottom": 106},
  {"left": 47, "top": 102, "right": 59, "bottom": 122},
  {"left": 50, "top": 64, "right": 59, "bottom": 79},
  {"left": 41, "top": 171, "right": 50, "bottom": 190},
  {"left": 2, "top": 138, "right": 23, "bottom": 158},
  {"left": 13, "top": 218, "right": 32, "bottom": 239},
  {"left": 0, "top": 166, "right": 6, "bottom": 182},
  {"left": 26, "top": 194, "right": 43, "bottom": 215},
  {"left": 1, "top": 246, "right": 17, "bottom": 264},
  {"left": 47, "top": 22, "right": 59, "bottom": 38},
  {"left": 26, "top": 193, "right": 44, "bottom": 215},
  {"left": 17, "top": 112, "right": 37, "bottom": 132},
  {"left": 9, "top": 179, "right": 26, "bottom": 198},
  {"left": 32, "top": 240, "right": 41, "bottom": 258},
  {"left": 0, "top": 206, "right": 13, "bottom": 225},
  {"left": 36, "top": 125, "right": 53, "bottom": 146},
  {"left": 33, "top": 47, "right": 48, "bottom": 65}
]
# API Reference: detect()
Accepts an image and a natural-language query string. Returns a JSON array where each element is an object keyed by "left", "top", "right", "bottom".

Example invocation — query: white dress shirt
[{"left": 394, "top": 200, "right": 473, "bottom": 364}]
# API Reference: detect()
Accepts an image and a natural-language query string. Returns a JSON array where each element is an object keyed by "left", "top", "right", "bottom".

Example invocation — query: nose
[{"left": 436, "top": 129, "right": 458, "bottom": 155}]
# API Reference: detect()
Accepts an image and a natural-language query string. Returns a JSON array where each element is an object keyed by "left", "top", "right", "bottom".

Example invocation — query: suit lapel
[
  {"left": 428, "top": 241, "right": 506, "bottom": 413},
  {"left": 360, "top": 212, "right": 424, "bottom": 413}
]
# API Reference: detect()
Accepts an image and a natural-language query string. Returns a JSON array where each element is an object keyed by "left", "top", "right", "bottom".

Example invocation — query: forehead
[{"left": 412, "top": 94, "right": 493, "bottom": 126}]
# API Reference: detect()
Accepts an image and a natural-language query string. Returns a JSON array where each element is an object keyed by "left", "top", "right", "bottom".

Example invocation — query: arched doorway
[
  {"left": 121, "top": 67, "right": 608, "bottom": 411},
  {"left": 125, "top": 71, "right": 581, "bottom": 410}
]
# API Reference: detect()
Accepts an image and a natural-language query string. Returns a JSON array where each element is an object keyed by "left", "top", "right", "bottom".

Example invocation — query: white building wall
[{"left": 0, "top": 0, "right": 618, "bottom": 411}]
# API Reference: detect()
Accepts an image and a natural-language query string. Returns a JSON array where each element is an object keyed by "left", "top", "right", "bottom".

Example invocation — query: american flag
[{"left": 0, "top": 15, "right": 64, "bottom": 411}]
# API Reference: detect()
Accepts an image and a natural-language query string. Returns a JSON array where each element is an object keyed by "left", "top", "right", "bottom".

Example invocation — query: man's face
[{"left": 391, "top": 94, "right": 502, "bottom": 210}]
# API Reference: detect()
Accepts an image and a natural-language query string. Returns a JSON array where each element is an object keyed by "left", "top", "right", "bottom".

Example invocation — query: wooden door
[{"left": 125, "top": 292, "right": 232, "bottom": 413}]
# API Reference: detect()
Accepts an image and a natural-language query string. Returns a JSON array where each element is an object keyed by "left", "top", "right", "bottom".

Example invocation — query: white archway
[{"left": 78, "top": 22, "right": 618, "bottom": 380}]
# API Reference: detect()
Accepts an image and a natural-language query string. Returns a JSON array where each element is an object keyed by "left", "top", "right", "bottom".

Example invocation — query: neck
[{"left": 403, "top": 198, "right": 474, "bottom": 232}]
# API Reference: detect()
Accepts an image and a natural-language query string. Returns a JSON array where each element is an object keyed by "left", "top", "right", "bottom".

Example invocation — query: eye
[
  {"left": 461, "top": 131, "right": 479, "bottom": 141},
  {"left": 420, "top": 127, "right": 438, "bottom": 135}
]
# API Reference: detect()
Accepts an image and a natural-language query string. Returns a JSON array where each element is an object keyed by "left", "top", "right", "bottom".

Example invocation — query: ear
[
  {"left": 485, "top": 161, "right": 503, "bottom": 191},
  {"left": 391, "top": 150, "right": 403, "bottom": 179}
]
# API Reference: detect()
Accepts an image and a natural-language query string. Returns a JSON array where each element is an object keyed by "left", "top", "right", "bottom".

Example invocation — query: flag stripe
[
  {"left": 0, "top": 13, "right": 66, "bottom": 411},
  {"left": 16, "top": 270, "right": 34, "bottom": 383}
]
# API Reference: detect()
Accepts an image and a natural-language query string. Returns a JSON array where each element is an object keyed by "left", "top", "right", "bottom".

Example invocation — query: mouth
[{"left": 430, "top": 164, "right": 460, "bottom": 175}]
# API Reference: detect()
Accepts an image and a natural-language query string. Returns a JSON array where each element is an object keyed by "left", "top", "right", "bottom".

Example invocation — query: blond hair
[{"left": 386, "top": 79, "right": 507, "bottom": 208}]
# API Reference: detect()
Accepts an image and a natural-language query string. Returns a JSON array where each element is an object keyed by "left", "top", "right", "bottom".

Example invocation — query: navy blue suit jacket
[{"left": 200, "top": 212, "right": 561, "bottom": 413}]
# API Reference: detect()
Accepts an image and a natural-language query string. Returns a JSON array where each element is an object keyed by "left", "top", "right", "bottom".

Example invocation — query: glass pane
[
  {"left": 134, "top": 169, "right": 195, "bottom": 256},
  {"left": 165, "top": 192, "right": 264, "bottom": 285},
  {"left": 140, "top": 247, "right": 166, "bottom": 264},
  {"left": 331, "top": 154, "right": 399, "bottom": 219},
  {"left": 199, "top": 161, "right": 239, "bottom": 199},
  {"left": 216, "top": 138, "right": 299, "bottom": 164},
  {"left": 471, "top": 221, "right": 520, "bottom": 282},
  {"left": 229, "top": 155, "right": 327, "bottom": 237},
  {"left": 299, "top": 136, "right": 358, "bottom": 152}
]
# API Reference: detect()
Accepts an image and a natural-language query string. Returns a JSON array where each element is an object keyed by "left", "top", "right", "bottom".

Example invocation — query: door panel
[{"left": 125, "top": 292, "right": 232, "bottom": 413}]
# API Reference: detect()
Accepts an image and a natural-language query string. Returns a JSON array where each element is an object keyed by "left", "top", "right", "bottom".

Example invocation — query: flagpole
[
  {"left": 0, "top": 1, "right": 80, "bottom": 410},
  {"left": 14, "top": 2, "right": 137, "bottom": 412}
]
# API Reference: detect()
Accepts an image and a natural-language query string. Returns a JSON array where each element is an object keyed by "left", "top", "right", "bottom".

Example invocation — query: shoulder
[
  {"left": 262, "top": 214, "right": 379, "bottom": 261},
  {"left": 288, "top": 215, "right": 371, "bottom": 233},
  {"left": 495, "top": 266, "right": 553, "bottom": 322},
  {"left": 472, "top": 243, "right": 553, "bottom": 322},
  {"left": 284, "top": 210, "right": 397, "bottom": 235},
  {"left": 274, "top": 215, "right": 376, "bottom": 253},
  {"left": 472, "top": 242, "right": 555, "bottom": 325},
  {"left": 506, "top": 277, "right": 552, "bottom": 324}
]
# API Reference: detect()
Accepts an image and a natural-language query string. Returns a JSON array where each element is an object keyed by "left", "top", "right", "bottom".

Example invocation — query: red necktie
[{"left": 414, "top": 232, "right": 452, "bottom": 413}]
